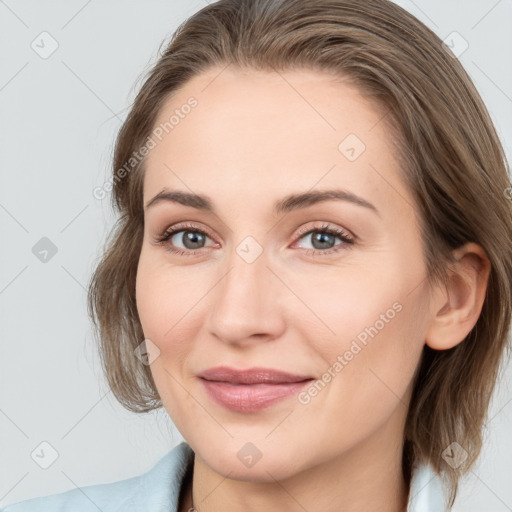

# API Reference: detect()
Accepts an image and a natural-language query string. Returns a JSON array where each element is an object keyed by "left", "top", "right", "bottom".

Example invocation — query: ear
[{"left": 425, "top": 243, "right": 490, "bottom": 351}]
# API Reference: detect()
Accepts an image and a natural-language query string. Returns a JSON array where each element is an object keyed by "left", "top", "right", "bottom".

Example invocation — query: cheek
[
  {"left": 317, "top": 287, "right": 427, "bottom": 422},
  {"left": 135, "top": 259, "right": 199, "bottom": 419},
  {"left": 135, "top": 253, "right": 202, "bottom": 346},
  {"left": 292, "top": 258, "right": 428, "bottom": 412},
  {"left": 294, "top": 299, "right": 426, "bottom": 463},
  {"left": 135, "top": 255, "right": 214, "bottom": 411},
  {"left": 280, "top": 257, "right": 408, "bottom": 345}
]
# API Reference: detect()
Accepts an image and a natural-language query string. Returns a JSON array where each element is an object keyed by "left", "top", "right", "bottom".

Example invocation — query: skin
[{"left": 135, "top": 66, "right": 490, "bottom": 512}]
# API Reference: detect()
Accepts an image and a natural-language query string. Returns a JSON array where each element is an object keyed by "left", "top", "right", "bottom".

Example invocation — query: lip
[{"left": 198, "top": 366, "right": 314, "bottom": 412}]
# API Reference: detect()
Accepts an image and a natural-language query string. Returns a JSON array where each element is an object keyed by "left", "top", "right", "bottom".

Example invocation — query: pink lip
[{"left": 198, "top": 366, "right": 314, "bottom": 412}]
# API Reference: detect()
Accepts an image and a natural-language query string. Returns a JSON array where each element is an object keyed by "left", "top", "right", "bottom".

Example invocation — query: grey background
[{"left": 1, "top": 0, "right": 511, "bottom": 510}]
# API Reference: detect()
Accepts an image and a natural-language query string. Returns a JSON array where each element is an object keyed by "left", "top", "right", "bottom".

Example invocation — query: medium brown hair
[{"left": 87, "top": 0, "right": 512, "bottom": 507}]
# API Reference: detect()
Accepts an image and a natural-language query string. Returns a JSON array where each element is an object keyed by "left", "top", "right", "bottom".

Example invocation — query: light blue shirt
[{"left": 1, "top": 442, "right": 446, "bottom": 511}]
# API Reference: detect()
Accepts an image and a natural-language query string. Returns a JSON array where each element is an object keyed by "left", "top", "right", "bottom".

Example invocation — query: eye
[
  {"left": 155, "top": 221, "right": 355, "bottom": 257},
  {"left": 292, "top": 222, "right": 354, "bottom": 256},
  {"left": 155, "top": 222, "right": 217, "bottom": 256}
]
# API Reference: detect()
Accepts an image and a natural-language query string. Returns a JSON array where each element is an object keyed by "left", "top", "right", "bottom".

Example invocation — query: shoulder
[{"left": 1, "top": 442, "right": 194, "bottom": 512}]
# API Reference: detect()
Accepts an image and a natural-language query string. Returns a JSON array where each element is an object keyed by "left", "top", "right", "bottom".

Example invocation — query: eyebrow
[{"left": 144, "top": 188, "right": 380, "bottom": 217}]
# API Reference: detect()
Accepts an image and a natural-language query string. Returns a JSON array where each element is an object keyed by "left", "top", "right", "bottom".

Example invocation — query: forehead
[{"left": 143, "top": 66, "right": 411, "bottom": 218}]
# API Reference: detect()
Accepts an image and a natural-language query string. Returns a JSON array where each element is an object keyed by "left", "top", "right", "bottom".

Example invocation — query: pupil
[
  {"left": 184, "top": 231, "right": 204, "bottom": 249},
  {"left": 313, "top": 232, "right": 334, "bottom": 249}
]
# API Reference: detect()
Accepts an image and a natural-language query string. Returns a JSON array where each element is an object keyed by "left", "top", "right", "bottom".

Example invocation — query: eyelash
[{"left": 155, "top": 221, "right": 355, "bottom": 257}]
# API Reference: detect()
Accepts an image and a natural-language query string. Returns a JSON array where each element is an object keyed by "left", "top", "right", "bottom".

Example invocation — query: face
[{"left": 136, "top": 66, "right": 432, "bottom": 482}]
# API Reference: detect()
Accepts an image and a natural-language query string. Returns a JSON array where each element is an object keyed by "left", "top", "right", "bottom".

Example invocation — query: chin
[{"left": 190, "top": 435, "right": 309, "bottom": 482}]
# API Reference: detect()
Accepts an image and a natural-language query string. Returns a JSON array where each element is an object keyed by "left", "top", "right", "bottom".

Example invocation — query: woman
[{"left": 3, "top": 0, "right": 511, "bottom": 511}]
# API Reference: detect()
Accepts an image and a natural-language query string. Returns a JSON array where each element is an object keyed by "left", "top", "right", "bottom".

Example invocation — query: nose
[{"left": 204, "top": 248, "right": 287, "bottom": 346}]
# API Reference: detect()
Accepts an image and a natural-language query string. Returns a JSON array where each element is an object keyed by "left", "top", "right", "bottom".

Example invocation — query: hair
[{"left": 87, "top": 0, "right": 512, "bottom": 508}]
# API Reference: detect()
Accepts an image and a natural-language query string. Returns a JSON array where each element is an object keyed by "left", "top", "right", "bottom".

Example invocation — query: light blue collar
[{"left": 407, "top": 461, "right": 447, "bottom": 511}]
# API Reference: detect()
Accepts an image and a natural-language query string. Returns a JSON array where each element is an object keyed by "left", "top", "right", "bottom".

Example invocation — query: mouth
[{"left": 198, "top": 366, "right": 315, "bottom": 412}]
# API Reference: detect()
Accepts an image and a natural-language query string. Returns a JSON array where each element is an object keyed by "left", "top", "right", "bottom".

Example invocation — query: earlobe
[{"left": 425, "top": 243, "right": 490, "bottom": 351}]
